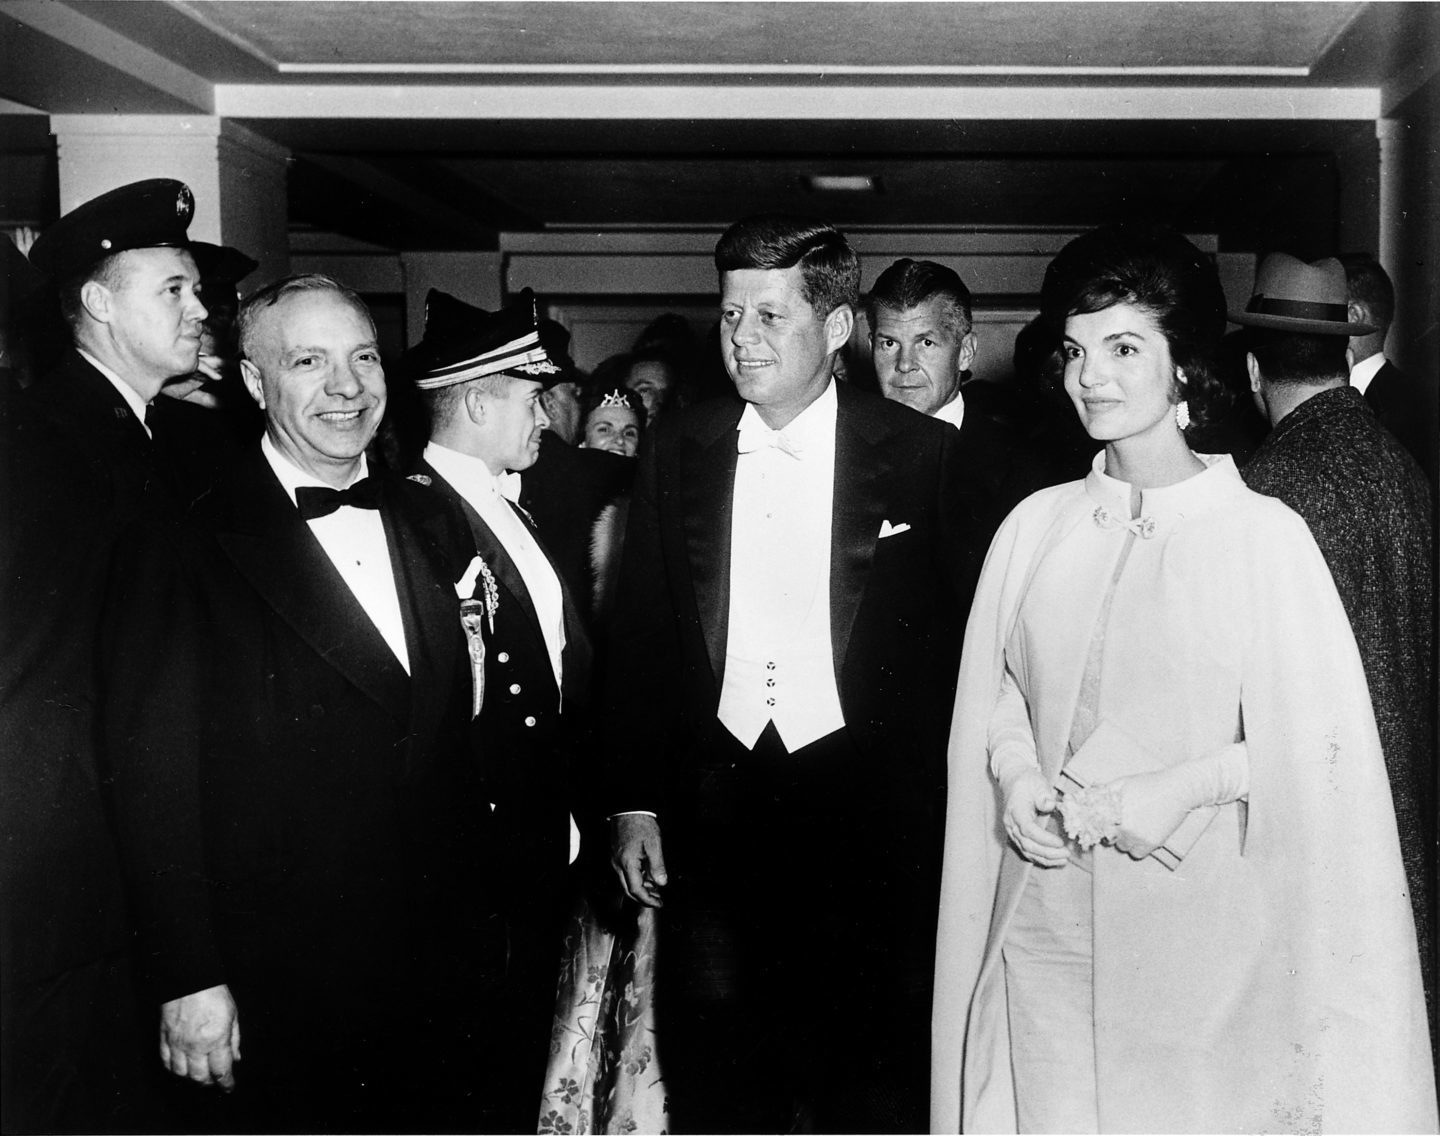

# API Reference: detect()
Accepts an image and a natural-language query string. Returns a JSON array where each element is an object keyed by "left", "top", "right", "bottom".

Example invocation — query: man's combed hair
[
  {"left": 1040, "top": 224, "right": 1231, "bottom": 430},
  {"left": 1245, "top": 329, "right": 1349, "bottom": 386},
  {"left": 421, "top": 373, "right": 511, "bottom": 434},
  {"left": 1339, "top": 254, "right": 1396, "bottom": 329},
  {"left": 238, "top": 273, "right": 374, "bottom": 360},
  {"left": 714, "top": 214, "right": 859, "bottom": 317},
  {"left": 865, "top": 258, "right": 973, "bottom": 340}
]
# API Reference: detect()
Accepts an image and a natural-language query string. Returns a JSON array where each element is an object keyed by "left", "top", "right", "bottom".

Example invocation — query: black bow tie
[{"left": 294, "top": 477, "right": 383, "bottom": 521}]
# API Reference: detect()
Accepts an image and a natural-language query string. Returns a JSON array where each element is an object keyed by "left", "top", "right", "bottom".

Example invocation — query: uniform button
[
  {"left": 509, "top": 683, "right": 522, "bottom": 695},
  {"left": 497, "top": 652, "right": 510, "bottom": 663},
  {"left": 524, "top": 716, "right": 537, "bottom": 728}
]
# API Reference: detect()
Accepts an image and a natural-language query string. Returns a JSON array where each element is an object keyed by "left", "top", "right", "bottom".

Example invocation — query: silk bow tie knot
[
  {"left": 294, "top": 476, "right": 383, "bottom": 521},
  {"left": 736, "top": 423, "right": 804, "bottom": 459},
  {"left": 497, "top": 470, "right": 522, "bottom": 503},
  {"left": 1092, "top": 504, "right": 1156, "bottom": 540}
]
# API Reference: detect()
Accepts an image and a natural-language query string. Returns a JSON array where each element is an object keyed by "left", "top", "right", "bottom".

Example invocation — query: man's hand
[
  {"left": 1001, "top": 767, "right": 1069, "bottom": 868},
  {"left": 159, "top": 354, "right": 225, "bottom": 408},
  {"left": 160, "top": 984, "right": 241, "bottom": 1090},
  {"left": 611, "top": 813, "right": 667, "bottom": 907}
]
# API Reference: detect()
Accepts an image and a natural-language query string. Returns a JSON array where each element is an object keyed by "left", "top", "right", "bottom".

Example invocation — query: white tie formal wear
[{"left": 717, "top": 380, "right": 846, "bottom": 752}]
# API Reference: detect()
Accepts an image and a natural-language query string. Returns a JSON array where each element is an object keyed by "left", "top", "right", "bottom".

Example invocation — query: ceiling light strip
[
  {"left": 215, "top": 84, "right": 1381, "bottom": 120},
  {"left": 275, "top": 63, "right": 1312, "bottom": 78}
]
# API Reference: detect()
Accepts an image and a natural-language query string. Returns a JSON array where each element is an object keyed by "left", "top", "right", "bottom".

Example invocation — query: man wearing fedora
[
  {"left": 405, "top": 289, "right": 594, "bottom": 1130},
  {"left": 1236, "top": 252, "right": 1435, "bottom": 1041},
  {"left": 2, "top": 178, "right": 208, "bottom": 1132}
]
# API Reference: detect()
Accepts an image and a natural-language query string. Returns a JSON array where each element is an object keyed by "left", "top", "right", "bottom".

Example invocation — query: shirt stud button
[
  {"left": 497, "top": 652, "right": 510, "bottom": 663},
  {"left": 509, "top": 683, "right": 521, "bottom": 695},
  {"left": 524, "top": 716, "right": 537, "bottom": 728}
]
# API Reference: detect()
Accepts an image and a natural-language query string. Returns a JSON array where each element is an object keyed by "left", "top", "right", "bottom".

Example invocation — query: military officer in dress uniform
[
  {"left": 403, "top": 289, "right": 595, "bottom": 1132},
  {"left": 2, "top": 178, "right": 205, "bottom": 1132}
]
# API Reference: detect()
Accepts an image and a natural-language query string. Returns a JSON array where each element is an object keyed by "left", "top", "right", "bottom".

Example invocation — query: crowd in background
[{"left": 1, "top": 181, "right": 1435, "bottom": 1135}]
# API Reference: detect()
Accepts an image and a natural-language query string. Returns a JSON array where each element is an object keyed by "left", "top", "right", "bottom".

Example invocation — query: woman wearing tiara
[{"left": 930, "top": 225, "right": 1435, "bottom": 1133}]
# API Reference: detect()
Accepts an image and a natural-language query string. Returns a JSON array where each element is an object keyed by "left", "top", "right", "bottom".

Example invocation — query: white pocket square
[{"left": 878, "top": 519, "right": 912, "bottom": 539}]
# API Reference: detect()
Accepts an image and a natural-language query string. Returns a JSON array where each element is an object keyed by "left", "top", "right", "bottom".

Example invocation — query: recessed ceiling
[
  {"left": 165, "top": 1, "right": 1360, "bottom": 75},
  {"left": 4, "top": 1, "right": 1436, "bottom": 257}
]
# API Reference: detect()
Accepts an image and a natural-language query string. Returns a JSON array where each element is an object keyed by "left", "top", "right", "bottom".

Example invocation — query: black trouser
[{"left": 656, "top": 722, "right": 939, "bottom": 1134}]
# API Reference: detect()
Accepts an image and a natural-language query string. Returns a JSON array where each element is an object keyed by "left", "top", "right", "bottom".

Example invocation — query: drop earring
[{"left": 1175, "top": 399, "right": 1191, "bottom": 430}]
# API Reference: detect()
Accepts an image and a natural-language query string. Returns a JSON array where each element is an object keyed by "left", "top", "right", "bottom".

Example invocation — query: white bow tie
[
  {"left": 736, "top": 421, "right": 804, "bottom": 459},
  {"left": 497, "top": 470, "right": 522, "bottom": 503}
]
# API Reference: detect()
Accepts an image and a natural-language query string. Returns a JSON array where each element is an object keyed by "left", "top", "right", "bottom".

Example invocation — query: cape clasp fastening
[{"left": 1092, "top": 505, "right": 1156, "bottom": 539}]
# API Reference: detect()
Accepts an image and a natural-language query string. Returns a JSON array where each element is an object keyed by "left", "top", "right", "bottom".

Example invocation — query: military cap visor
[
  {"left": 406, "top": 288, "right": 561, "bottom": 390},
  {"left": 28, "top": 178, "right": 196, "bottom": 283}
]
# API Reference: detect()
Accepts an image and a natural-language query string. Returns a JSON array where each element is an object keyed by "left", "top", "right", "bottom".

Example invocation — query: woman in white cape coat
[{"left": 930, "top": 226, "right": 1435, "bottom": 1134}]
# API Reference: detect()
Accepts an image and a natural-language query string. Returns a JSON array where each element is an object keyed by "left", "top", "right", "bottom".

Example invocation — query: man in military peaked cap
[
  {"left": 1, "top": 178, "right": 208, "bottom": 1132},
  {"left": 405, "top": 289, "right": 595, "bottom": 1131}
]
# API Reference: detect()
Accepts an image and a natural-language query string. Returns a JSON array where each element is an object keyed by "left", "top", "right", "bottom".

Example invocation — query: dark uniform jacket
[
  {"left": 2, "top": 351, "right": 157, "bottom": 993},
  {"left": 1243, "top": 384, "right": 1436, "bottom": 1027},
  {"left": 410, "top": 458, "right": 594, "bottom": 909}
]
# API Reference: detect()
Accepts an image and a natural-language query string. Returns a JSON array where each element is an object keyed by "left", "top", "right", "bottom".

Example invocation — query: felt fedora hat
[{"left": 1229, "top": 252, "right": 1375, "bottom": 336}]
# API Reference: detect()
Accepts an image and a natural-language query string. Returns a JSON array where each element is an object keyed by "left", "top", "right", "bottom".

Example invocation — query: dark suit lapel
[
  {"left": 831, "top": 384, "right": 897, "bottom": 676},
  {"left": 217, "top": 451, "right": 411, "bottom": 720},
  {"left": 384, "top": 486, "right": 464, "bottom": 763},
  {"left": 680, "top": 406, "right": 744, "bottom": 687}
]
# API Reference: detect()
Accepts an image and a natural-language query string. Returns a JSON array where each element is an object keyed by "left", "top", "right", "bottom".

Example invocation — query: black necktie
[{"left": 294, "top": 477, "right": 383, "bottom": 521}]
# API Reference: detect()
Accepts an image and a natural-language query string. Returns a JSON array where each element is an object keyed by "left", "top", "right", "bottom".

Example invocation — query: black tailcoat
[
  {"left": 607, "top": 382, "right": 982, "bottom": 819},
  {"left": 600, "top": 382, "right": 983, "bottom": 1129}
]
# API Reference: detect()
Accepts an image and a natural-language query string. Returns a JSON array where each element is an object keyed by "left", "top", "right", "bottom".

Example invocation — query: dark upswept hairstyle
[
  {"left": 1039, "top": 224, "right": 1230, "bottom": 430},
  {"left": 865, "top": 258, "right": 973, "bottom": 340},
  {"left": 1338, "top": 253, "right": 1395, "bottom": 329},
  {"left": 238, "top": 273, "right": 375, "bottom": 361},
  {"left": 714, "top": 214, "right": 860, "bottom": 318}
]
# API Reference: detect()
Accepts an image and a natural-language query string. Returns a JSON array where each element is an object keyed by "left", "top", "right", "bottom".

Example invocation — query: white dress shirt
[
  {"left": 424, "top": 442, "right": 566, "bottom": 697},
  {"left": 1349, "top": 351, "right": 1386, "bottom": 397},
  {"left": 78, "top": 347, "right": 152, "bottom": 438},
  {"left": 261, "top": 434, "right": 410, "bottom": 673},
  {"left": 931, "top": 388, "right": 966, "bottom": 431},
  {"left": 717, "top": 380, "right": 846, "bottom": 752}
]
